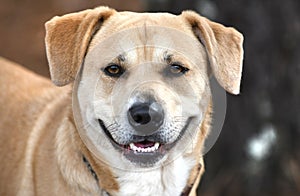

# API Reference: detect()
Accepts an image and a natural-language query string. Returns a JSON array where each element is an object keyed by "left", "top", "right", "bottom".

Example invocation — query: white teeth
[
  {"left": 129, "top": 143, "right": 136, "bottom": 150},
  {"left": 129, "top": 142, "right": 160, "bottom": 153}
]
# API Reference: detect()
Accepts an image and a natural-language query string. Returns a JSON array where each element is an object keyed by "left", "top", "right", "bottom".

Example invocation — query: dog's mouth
[
  {"left": 98, "top": 118, "right": 192, "bottom": 166},
  {"left": 128, "top": 141, "right": 160, "bottom": 152}
]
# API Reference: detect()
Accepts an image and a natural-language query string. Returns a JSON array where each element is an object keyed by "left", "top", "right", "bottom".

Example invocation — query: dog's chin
[{"left": 98, "top": 118, "right": 193, "bottom": 167}]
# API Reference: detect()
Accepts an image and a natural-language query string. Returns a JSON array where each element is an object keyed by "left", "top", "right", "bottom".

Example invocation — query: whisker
[{"left": 107, "top": 122, "right": 118, "bottom": 129}]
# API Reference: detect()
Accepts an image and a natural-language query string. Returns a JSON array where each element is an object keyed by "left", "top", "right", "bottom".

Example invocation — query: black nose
[
  {"left": 128, "top": 102, "right": 164, "bottom": 135},
  {"left": 129, "top": 104, "right": 151, "bottom": 125}
]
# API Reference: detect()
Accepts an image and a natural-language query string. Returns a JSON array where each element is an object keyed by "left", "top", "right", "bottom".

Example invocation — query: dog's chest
[{"left": 112, "top": 156, "right": 194, "bottom": 196}]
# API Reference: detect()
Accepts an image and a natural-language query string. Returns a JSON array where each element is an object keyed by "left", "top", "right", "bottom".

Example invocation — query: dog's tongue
[{"left": 134, "top": 141, "right": 155, "bottom": 148}]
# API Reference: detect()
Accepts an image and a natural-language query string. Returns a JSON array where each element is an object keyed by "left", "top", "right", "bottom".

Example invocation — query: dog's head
[{"left": 45, "top": 7, "right": 243, "bottom": 169}]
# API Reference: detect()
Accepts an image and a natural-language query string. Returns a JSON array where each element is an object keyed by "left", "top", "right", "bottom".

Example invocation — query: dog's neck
[{"left": 82, "top": 153, "right": 200, "bottom": 196}]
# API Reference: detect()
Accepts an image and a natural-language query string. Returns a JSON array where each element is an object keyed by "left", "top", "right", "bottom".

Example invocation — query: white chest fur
[{"left": 112, "top": 156, "right": 195, "bottom": 196}]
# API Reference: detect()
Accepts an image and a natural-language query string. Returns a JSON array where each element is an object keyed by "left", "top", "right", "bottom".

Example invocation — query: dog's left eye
[
  {"left": 103, "top": 64, "right": 124, "bottom": 77},
  {"left": 168, "top": 63, "right": 189, "bottom": 75}
]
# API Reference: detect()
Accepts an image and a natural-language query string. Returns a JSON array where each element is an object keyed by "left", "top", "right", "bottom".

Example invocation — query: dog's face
[
  {"left": 45, "top": 7, "right": 243, "bottom": 169},
  {"left": 77, "top": 23, "right": 210, "bottom": 167}
]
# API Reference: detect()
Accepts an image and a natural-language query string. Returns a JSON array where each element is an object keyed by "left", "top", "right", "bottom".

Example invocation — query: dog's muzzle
[
  {"left": 97, "top": 89, "right": 192, "bottom": 166},
  {"left": 127, "top": 101, "right": 164, "bottom": 136}
]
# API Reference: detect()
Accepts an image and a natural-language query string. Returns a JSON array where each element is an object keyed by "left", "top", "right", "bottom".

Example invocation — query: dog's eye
[
  {"left": 168, "top": 63, "right": 189, "bottom": 75},
  {"left": 103, "top": 64, "right": 124, "bottom": 77}
]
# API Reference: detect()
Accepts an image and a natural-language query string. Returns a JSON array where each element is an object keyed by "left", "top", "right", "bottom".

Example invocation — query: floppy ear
[
  {"left": 182, "top": 11, "right": 244, "bottom": 94},
  {"left": 45, "top": 6, "right": 116, "bottom": 86}
]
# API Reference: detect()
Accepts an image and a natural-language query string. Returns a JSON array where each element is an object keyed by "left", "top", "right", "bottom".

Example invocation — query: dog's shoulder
[
  {"left": 0, "top": 57, "right": 73, "bottom": 195},
  {"left": 0, "top": 57, "right": 52, "bottom": 95},
  {"left": 0, "top": 56, "right": 71, "bottom": 127},
  {"left": 0, "top": 57, "right": 69, "bottom": 103}
]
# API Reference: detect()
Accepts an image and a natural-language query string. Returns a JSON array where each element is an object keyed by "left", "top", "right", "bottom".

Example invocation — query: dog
[{"left": 0, "top": 6, "right": 243, "bottom": 196}]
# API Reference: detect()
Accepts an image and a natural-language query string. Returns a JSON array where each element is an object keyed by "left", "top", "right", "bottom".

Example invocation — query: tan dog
[{"left": 0, "top": 6, "right": 243, "bottom": 196}]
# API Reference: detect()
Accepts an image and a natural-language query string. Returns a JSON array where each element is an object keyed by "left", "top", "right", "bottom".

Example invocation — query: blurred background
[{"left": 1, "top": 0, "right": 299, "bottom": 195}]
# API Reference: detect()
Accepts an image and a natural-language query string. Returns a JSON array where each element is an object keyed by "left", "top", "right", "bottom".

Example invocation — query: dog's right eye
[{"left": 103, "top": 64, "right": 124, "bottom": 77}]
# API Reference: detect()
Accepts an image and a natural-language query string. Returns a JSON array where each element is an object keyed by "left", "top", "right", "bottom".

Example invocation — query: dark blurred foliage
[
  {"left": 1, "top": 0, "right": 300, "bottom": 195},
  {"left": 146, "top": 0, "right": 300, "bottom": 195}
]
